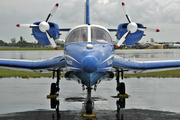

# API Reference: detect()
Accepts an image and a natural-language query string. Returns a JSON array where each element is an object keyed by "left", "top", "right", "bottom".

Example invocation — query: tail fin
[
  {"left": 85, "top": 0, "right": 90, "bottom": 24},
  {"left": 150, "top": 38, "right": 155, "bottom": 44}
]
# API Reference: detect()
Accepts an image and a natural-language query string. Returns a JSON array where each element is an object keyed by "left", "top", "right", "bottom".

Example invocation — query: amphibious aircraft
[{"left": 1, "top": 0, "right": 180, "bottom": 115}]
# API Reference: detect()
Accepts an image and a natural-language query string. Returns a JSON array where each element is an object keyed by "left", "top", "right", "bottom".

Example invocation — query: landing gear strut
[
  {"left": 82, "top": 87, "right": 96, "bottom": 118},
  {"left": 85, "top": 87, "right": 93, "bottom": 114},
  {"left": 47, "top": 70, "right": 61, "bottom": 109},
  {"left": 116, "top": 69, "right": 125, "bottom": 94},
  {"left": 114, "top": 69, "right": 129, "bottom": 120},
  {"left": 46, "top": 70, "right": 61, "bottom": 120}
]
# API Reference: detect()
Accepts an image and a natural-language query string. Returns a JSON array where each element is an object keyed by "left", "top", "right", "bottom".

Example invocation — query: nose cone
[{"left": 81, "top": 55, "right": 98, "bottom": 73}]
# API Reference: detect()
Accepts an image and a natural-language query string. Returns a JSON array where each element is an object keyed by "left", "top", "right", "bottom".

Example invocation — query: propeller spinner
[
  {"left": 115, "top": 2, "right": 160, "bottom": 49},
  {"left": 16, "top": 3, "right": 59, "bottom": 50}
]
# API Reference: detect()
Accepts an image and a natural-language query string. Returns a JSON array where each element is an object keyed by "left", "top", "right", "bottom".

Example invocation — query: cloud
[
  {"left": 123, "top": 0, "right": 180, "bottom": 24},
  {"left": 158, "top": 1, "right": 180, "bottom": 24},
  {"left": 0, "top": 0, "right": 179, "bottom": 43}
]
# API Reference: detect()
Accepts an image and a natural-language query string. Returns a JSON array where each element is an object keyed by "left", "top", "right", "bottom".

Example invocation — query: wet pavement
[
  {"left": 115, "top": 49, "right": 180, "bottom": 61},
  {"left": 1, "top": 49, "right": 180, "bottom": 61},
  {"left": 1, "top": 77, "right": 180, "bottom": 120},
  {"left": 1, "top": 109, "right": 180, "bottom": 120}
]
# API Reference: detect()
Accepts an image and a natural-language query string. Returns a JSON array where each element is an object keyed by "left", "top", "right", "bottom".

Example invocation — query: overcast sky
[{"left": 0, "top": 0, "right": 180, "bottom": 43}]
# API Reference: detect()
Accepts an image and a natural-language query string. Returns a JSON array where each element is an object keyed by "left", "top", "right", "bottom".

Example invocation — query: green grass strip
[
  {"left": 124, "top": 69, "right": 180, "bottom": 78},
  {"left": 0, "top": 68, "right": 65, "bottom": 78},
  {"left": 0, "top": 68, "right": 180, "bottom": 78}
]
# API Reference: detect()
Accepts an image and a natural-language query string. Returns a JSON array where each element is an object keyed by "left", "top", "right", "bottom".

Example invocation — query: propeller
[
  {"left": 16, "top": 3, "right": 59, "bottom": 50},
  {"left": 115, "top": 2, "right": 160, "bottom": 49}
]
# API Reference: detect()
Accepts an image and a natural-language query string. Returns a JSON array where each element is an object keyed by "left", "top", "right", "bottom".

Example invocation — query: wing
[
  {"left": 113, "top": 56, "right": 180, "bottom": 73},
  {"left": 0, "top": 56, "right": 66, "bottom": 73}
]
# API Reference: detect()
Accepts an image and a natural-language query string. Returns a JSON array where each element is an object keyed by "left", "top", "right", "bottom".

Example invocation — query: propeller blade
[
  {"left": 115, "top": 31, "right": 130, "bottom": 49},
  {"left": 137, "top": 27, "right": 160, "bottom": 32},
  {"left": 46, "top": 31, "right": 58, "bottom": 50},
  {"left": 16, "top": 24, "right": 38, "bottom": 28},
  {"left": 122, "top": 2, "right": 131, "bottom": 23},
  {"left": 46, "top": 3, "right": 59, "bottom": 22}
]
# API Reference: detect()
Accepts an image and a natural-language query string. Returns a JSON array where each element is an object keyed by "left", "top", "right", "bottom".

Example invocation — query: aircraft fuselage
[{"left": 64, "top": 24, "right": 114, "bottom": 87}]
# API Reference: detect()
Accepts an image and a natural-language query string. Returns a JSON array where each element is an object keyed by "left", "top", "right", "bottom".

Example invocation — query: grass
[
  {"left": 0, "top": 68, "right": 180, "bottom": 78},
  {"left": 0, "top": 68, "right": 65, "bottom": 78},
  {"left": 0, "top": 68, "right": 51, "bottom": 78},
  {"left": 124, "top": 69, "right": 180, "bottom": 78}
]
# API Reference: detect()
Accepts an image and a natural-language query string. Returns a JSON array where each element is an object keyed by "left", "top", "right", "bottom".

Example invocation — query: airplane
[
  {"left": 133, "top": 38, "right": 161, "bottom": 49},
  {"left": 1, "top": 0, "right": 180, "bottom": 116},
  {"left": 149, "top": 38, "right": 162, "bottom": 45},
  {"left": 133, "top": 42, "right": 150, "bottom": 49},
  {"left": 166, "top": 42, "right": 180, "bottom": 49}
]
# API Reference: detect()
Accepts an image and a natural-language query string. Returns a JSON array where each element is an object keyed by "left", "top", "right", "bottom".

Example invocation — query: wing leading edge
[
  {"left": 0, "top": 56, "right": 66, "bottom": 73},
  {"left": 113, "top": 56, "right": 180, "bottom": 73}
]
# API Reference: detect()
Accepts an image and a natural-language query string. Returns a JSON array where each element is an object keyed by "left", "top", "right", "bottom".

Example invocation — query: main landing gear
[
  {"left": 47, "top": 70, "right": 61, "bottom": 119},
  {"left": 112, "top": 69, "right": 129, "bottom": 120}
]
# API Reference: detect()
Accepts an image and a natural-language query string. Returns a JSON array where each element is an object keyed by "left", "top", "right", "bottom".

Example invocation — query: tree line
[{"left": 0, "top": 36, "right": 42, "bottom": 48}]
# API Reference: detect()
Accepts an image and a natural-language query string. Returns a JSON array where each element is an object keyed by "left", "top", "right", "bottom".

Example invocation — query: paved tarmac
[{"left": 0, "top": 109, "right": 180, "bottom": 120}]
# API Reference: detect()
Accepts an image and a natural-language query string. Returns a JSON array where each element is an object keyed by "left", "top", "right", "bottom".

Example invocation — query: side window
[
  {"left": 91, "top": 27, "right": 112, "bottom": 43},
  {"left": 66, "top": 27, "right": 87, "bottom": 44}
]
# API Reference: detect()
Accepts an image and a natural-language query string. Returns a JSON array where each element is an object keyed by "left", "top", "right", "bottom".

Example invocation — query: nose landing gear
[{"left": 82, "top": 87, "right": 96, "bottom": 118}]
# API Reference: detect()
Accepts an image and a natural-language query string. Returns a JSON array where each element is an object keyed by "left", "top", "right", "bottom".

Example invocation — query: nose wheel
[
  {"left": 86, "top": 100, "right": 93, "bottom": 114},
  {"left": 84, "top": 88, "right": 93, "bottom": 114}
]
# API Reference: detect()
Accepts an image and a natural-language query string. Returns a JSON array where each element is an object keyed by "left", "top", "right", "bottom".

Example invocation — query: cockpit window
[
  {"left": 66, "top": 27, "right": 87, "bottom": 44},
  {"left": 91, "top": 27, "right": 112, "bottom": 43}
]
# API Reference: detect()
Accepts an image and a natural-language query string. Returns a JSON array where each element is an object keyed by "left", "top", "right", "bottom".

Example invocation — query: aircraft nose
[{"left": 81, "top": 55, "right": 98, "bottom": 73}]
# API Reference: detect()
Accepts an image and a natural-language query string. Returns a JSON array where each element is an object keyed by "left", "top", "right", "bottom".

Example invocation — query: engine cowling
[
  {"left": 116, "top": 23, "right": 144, "bottom": 46},
  {"left": 32, "top": 22, "right": 60, "bottom": 45}
]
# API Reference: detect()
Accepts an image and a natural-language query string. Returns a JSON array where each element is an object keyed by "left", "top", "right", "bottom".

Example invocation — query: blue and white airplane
[{"left": 0, "top": 0, "right": 179, "bottom": 115}]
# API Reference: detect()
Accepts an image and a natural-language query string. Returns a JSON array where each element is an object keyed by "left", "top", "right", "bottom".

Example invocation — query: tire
[
  {"left": 50, "top": 83, "right": 56, "bottom": 95},
  {"left": 86, "top": 101, "right": 92, "bottom": 114},
  {"left": 120, "top": 82, "right": 125, "bottom": 94},
  {"left": 51, "top": 99, "right": 56, "bottom": 109},
  {"left": 120, "top": 99, "right": 125, "bottom": 108}
]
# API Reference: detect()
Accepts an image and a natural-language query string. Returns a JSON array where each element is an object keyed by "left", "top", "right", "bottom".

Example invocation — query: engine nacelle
[
  {"left": 55, "top": 39, "right": 65, "bottom": 45},
  {"left": 32, "top": 22, "right": 60, "bottom": 45},
  {"left": 116, "top": 23, "right": 144, "bottom": 46}
]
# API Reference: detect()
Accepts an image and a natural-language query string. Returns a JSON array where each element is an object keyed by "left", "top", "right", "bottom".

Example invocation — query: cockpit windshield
[
  {"left": 91, "top": 27, "right": 112, "bottom": 43},
  {"left": 66, "top": 27, "right": 87, "bottom": 44},
  {"left": 65, "top": 26, "right": 112, "bottom": 44}
]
